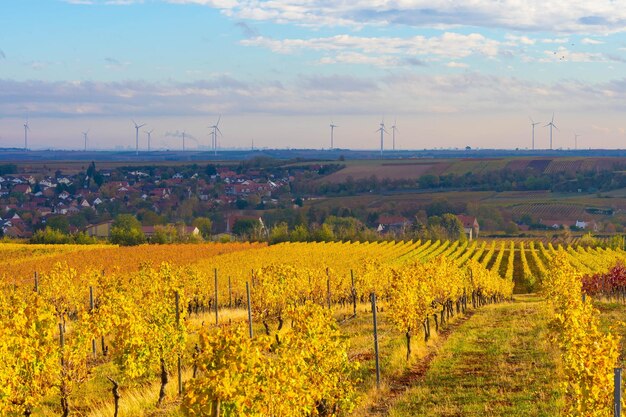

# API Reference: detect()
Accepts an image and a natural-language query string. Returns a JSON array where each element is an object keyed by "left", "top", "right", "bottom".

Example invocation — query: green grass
[{"left": 388, "top": 295, "right": 564, "bottom": 417}]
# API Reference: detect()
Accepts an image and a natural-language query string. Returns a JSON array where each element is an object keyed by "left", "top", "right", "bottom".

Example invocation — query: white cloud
[
  {"left": 505, "top": 34, "right": 536, "bottom": 45},
  {"left": 581, "top": 37, "right": 604, "bottom": 45},
  {"left": 540, "top": 38, "right": 570, "bottom": 44},
  {"left": 6, "top": 72, "right": 626, "bottom": 121},
  {"left": 446, "top": 62, "right": 468, "bottom": 68},
  {"left": 539, "top": 46, "right": 623, "bottom": 63},
  {"left": 65, "top": 0, "right": 626, "bottom": 34},
  {"left": 242, "top": 32, "right": 502, "bottom": 64}
]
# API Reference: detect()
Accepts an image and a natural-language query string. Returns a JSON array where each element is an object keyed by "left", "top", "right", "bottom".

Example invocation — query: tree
[
  {"left": 269, "top": 222, "right": 289, "bottom": 244},
  {"left": 151, "top": 225, "right": 179, "bottom": 244},
  {"left": 140, "top": 210, "right": 166, "bottom": 226},
  {"left": 205, "top": 164, "right": 217, "bottom": 176},
  {"left": 30, "top": 227, "right": 71, "bottom": 244},
  {"left": 46, "top": 216, "right": 70, "bottom": 234},
  {"left": 311, "top": 223, "right": 335, "bottom": 242},
  {"left": 86, "top": 161, "right": 104, "bottom": 187},
  {"left": 440, "top": 213, "right": 466, "bottom": 241},
  {"left": 323, "top": 216, "right": 364, "bottom": 241},
  {"left": 504, "top": 221, "right": 519, "bottom": 235},
  {"left": 232, "top": 219, "right": 257, "bottom": 237},
  {"left": 290, "top": 224, "right": 310, "bottom": 242},
  {"left": 110, "top": 214, "right": 146, "bottom": 246},
  {"left": 192, "top": 217, "right": 213, "bottom": 239}
]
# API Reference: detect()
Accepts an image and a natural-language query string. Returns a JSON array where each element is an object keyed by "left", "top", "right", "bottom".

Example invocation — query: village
[{"left": 0, "top": 162, "right": 293, "bottom": 239}]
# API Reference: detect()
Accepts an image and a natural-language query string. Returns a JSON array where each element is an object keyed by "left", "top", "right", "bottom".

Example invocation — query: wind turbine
[
  {"left": 376, "top": 119, "right": 389, "bottom": 157},
  {"left": 82, "top": 129, "right": 90, "bottom": 151},
  {"left": 132, "top": 120, "right": 146, "bottom": 155},
  {"left": 544, "top": 113, "right": 558, "bottom": 150},
  {"left": 182, "top": 130, "right": 186, "bottom": 151},
  {"left": 329, "top": 121, "right": 338, "bottom": 149},
  {"left": 529, "top": 117, "right": 541, "bottom": 150},
  {"left": 209, "top": 116, "right": 222, "bottom": 156},
  {"left": 23, "top": 120, "right": 30, "bottom": 150},
  {"left": 391, "top": 119, "right": 399, "bottom": 151},
  {"left": 145, "top": 129, "right": 154, "bottom": 151},
  {"left": 574, "top": 133, "right": 581, "bottom": 150}
]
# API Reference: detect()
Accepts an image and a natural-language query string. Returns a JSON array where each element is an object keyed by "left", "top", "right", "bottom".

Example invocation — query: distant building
[
  {"left": 377, "top": 215, "right": 411, "bottom": 233},
  {"left": 85, "top": 220, "right": 114, "bottom": 238},
  {"left": 457, "top": 215, "right": 479, "bottom": 240}
]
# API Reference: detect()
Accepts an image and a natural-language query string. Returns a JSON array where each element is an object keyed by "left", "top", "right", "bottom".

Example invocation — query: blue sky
[{"left": 2, "top": 0, "right": 626, "bottom": 150}]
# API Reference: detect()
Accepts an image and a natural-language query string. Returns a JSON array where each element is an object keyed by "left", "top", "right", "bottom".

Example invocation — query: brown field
[
  {"left": 508, "top": 203, "right": 588, "bottom": 220},
  {"left": 12, "top": 160, "right": 235, "bottom": 176},
  {"left": 320, "top": 162, "right": 445, "bottom": 182}
]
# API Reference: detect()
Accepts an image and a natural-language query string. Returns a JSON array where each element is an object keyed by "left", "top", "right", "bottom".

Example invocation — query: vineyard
[{"left": 2, "top": 240, "right": 626, "bottom": 416}]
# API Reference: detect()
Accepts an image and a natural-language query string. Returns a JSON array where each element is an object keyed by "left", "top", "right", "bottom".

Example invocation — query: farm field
[
  {"left": 306, "top": 187, "right": 621, "bottom": 224},
  {"left": 318, "top": 156, "right": 626, "bottom": 183},
  {"left": 389, "top": 295, "right": 564, "bottom": 417},
  {"left": 1, "top": 240, "right": 624, "bottom": 416}
]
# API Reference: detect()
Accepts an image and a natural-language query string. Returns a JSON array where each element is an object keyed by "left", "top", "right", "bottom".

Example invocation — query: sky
[{"left": 2, "top": 0, "right": 626, "bottom": 151}]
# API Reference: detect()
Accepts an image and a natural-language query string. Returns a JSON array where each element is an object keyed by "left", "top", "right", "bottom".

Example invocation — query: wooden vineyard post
[
  {"left": 228, "top": 276, "right": 232, "bottom": 308},
  {"left": 59, "top": 323, "right": 65, "bottom": 363},
  {"left": 246, "top": 281, "right": 253, "bottom": 338},
  {"left": 615, "top": 367, "right": 622, "bottom": 417},
  {"left": 175, "top": 291, "right": 183, "bottom": 396},
  {"left": 370, "top": 292, "right": 381, "bottom": 389},
  {"left": 212, "top": 400, "right": 221, "bottom": 417},
  {"left": 90, "top": 286, "right": 96, "bottom": 358},
  {"left": 214, "top": 269, "right": 219, "bottom": 325},
  {"left": 34, "top": 272, "right": 39, "bottom": 293},
  {"left": 326, "top": 268, "right": 331, "bottom": 310},
  {"left": 101, "top": 270, "right": 107, "bottom": 356},
  {"left": 351, "top": 270, "right": 357, "bottom": 317}
]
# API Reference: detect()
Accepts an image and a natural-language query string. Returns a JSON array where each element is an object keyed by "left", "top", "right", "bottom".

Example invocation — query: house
[
  {"left": 226, "top": 214, "right": 259, "bottom": 233},
  {"left": 377, "top": 215, "right": 411, "bottom": 233},
  {"left": 149, "top": 188, "right": 171, "bottom": 199},
  {"left": 3, "top": 224, "right": 32, "bottom": 239},
  {"left": 457, "top": 215, "right": 480, "bottom": 240},
  {"left": 85, "top": 220, "right": 114, "bottom": 238},
  {"left": 12, "top": 184, "right": 32, "bottom": 194},
  {"left": 574, "top": 220, "right": 600, "bottom": 232}
]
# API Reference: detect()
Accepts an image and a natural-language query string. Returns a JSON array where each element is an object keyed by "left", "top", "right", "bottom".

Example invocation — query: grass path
[{"left": 387, "top": 294, "right": 564, "bottom": 417}]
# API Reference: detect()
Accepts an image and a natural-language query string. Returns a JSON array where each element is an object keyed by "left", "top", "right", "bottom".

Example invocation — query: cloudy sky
[{"left": 2, "top": 0, "right": 626, "bottom": 151}]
